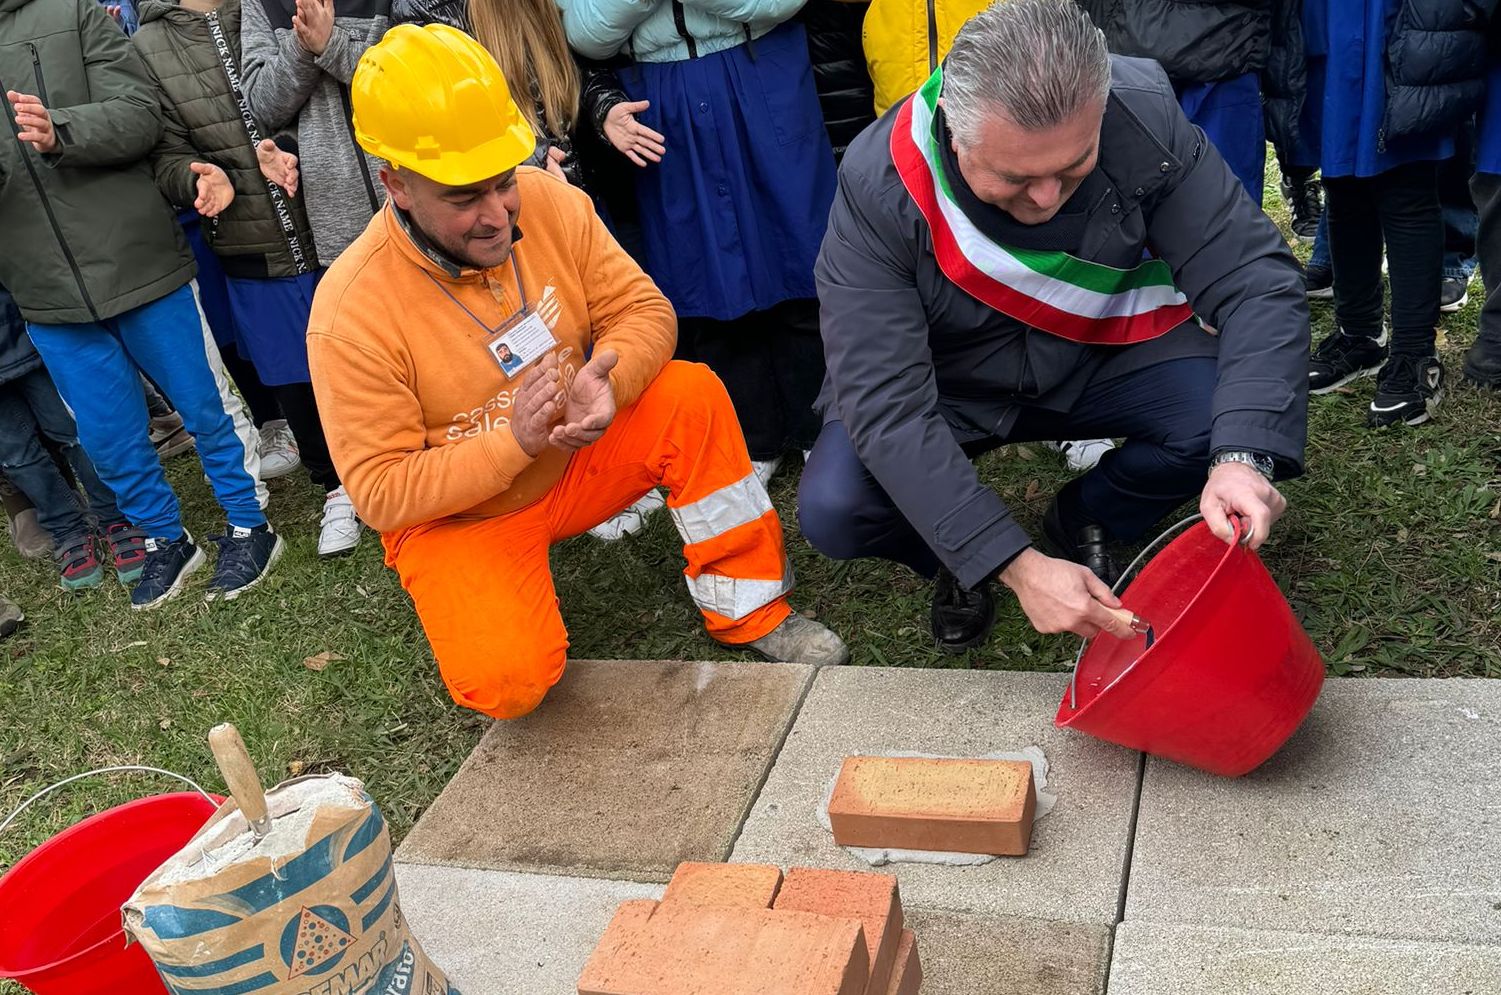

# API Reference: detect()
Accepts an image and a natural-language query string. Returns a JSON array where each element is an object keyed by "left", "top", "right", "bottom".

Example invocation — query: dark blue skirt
[
  {"left": 620, "top": 22, "right": 837, "bottom": 321},
  {"left": 224, "top": 272, "right": 320, "bottom": 386}
]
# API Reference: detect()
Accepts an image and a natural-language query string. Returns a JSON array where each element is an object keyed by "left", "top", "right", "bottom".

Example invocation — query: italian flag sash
[{"left": 891, "top": 66, "right": 1194, "bottom": 345}]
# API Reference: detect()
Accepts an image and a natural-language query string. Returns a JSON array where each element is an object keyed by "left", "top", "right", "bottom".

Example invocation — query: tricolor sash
[{"left": 891, "top": 66, "right": 1194, "bottom": 345}]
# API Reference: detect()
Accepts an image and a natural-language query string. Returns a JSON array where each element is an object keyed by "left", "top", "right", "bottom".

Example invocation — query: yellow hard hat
[{"left": 351, "top": 23, "right": 536, "bottom": 187}]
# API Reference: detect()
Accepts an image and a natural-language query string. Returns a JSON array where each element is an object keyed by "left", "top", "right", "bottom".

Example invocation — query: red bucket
[
  {"left": 0, "top": 792, "right": 219, "bottom": 994},
  {"left": 1055, "top": 520, "right": 1325, "bottom": 776}
]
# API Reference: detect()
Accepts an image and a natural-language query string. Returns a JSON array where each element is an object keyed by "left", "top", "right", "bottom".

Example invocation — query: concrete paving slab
[
  {"left": 730, "top": 667, "right": 1142, "bottom": 925},
  {"left": 905, "top": 908, "right": 1110, "bottom": 995},
  {"left": 1126, "top": 678, "right": 1501, "bottom": 944},
  {"left": 397, "top": 659, "right": 814, "bottom": 881},
  {"left": 1108, "top": 922, "right": 1501, "bottom": 994},
  {"left": 395, "top": 864, "right": 661, "bottom": 995}
]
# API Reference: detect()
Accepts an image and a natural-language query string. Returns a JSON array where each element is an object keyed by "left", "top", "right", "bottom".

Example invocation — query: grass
[{"left": 1, "top": 159, "right": 1499, "bottom": 899}]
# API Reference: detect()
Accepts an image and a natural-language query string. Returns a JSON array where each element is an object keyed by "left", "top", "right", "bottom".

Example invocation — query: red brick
[
  {"left": 662, "top": 861, "right": 783, "bottom": 909},
  {"left": 578, "top": 900, "right": 661, "bottom": 994},
  {"left": 577, "top": 899, "right": 869, "bottom": 995},
  {"left": 772, "top": 868, "right": 903, "bottom": 995},
  {"left": 885, "top": 930, "right": 920, "bottom": 995},
  {"left": 828, "top": 756, "right": 1036, "bottom": 856}
]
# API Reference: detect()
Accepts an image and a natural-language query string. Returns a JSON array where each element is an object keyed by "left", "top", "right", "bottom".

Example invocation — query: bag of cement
[{"left": 123, "top": 733, "right": 459, "bottom": 995}]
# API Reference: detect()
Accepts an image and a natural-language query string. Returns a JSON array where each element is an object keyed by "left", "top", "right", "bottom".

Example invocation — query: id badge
[{"left": 485, "top": 307, "right": 559, "bottom": 379}]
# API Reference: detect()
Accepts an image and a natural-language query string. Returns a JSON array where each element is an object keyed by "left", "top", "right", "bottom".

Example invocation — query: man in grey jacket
[
  {"left": 240, "top": 0, "right": 389, "bottom": 264},
  {"left": 798, "top": 0, "right": 1308, "bottom": 652}
]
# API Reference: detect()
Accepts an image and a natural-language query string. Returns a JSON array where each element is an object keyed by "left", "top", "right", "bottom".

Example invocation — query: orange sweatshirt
[{"left": 306, "top": 168, "right": 677, "bottom": 535}]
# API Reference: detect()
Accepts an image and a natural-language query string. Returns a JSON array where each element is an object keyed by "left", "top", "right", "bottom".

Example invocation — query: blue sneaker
[
  {"left": 130, "top": 534, "right": 206, "bottom": 610},
  {"left": 205, "top": 525, "right": 283, "bottom": 602}
]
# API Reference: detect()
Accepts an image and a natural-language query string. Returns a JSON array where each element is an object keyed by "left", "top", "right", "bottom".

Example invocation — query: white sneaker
[
  {"left": 258, "top": 419, "right": 301, "bottom": 479},
  {"left": 1048, "top": 439, "right": 1115, "bottom": 472},
  {"left": 317, "top": 487, "right": 362, "bottom": 556},
  {"left": 588, "top": 488, "right": 666, "bottom": 541},
  {"left": 752, "top": 457, "right": 782, "bottom": 488}
]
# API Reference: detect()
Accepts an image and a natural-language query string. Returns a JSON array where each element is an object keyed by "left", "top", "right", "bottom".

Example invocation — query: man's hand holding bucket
[{"left": 1200, "top": 461, "right": 1287, "bottom": 551}]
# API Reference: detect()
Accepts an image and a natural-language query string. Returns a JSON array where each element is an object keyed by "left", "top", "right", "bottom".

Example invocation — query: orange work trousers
[{"left": 384, "top": 361, "right": 793, "bottom": 720}]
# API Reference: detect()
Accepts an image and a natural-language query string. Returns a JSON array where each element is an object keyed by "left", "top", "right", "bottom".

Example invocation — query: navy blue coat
[
  {"left": 0, "top": 287, "right": 43, "bottom": 386},
  {"left": 815, "top": 57, "right": 1309, "bottom": 589}
]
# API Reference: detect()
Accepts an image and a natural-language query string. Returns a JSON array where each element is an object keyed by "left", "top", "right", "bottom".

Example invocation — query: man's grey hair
[{"left": 943, "top": 0, "right": 1112, "bottom": 146}]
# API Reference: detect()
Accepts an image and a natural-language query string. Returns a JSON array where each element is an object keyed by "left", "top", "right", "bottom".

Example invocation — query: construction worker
[{"left": 307, "top": 24, "right": 849, "bottom": 720}]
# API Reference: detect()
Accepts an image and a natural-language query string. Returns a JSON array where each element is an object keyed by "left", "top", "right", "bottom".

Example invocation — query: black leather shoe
[
  {"left": 1043, "top": 499, "right": 1120, "bottom": 586},
  {"left": 930, "top": 568, "right": 996, "bottom": 654},
  {"left": 1463, "top": 336, "right": 1501, "bottom": 390}
]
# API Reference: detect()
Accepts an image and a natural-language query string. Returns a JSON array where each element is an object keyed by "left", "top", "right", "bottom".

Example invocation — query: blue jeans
[
  {"left": 798, "top": 357, "right": 1217, "bottom": 578},
  {"left": 0, "top": 366, "right": 124, "bottom": 543},
  {"left": 26, "top": 283, "right": 266, "bottom": 538},
  {"left": 1309, "top": 212, "right": 1331, "bottom": 272}
]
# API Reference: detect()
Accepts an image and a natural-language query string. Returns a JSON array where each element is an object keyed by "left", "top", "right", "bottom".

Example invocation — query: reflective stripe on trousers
[{"left": 669, "top": 470, "right": 790, "bottom": 621}]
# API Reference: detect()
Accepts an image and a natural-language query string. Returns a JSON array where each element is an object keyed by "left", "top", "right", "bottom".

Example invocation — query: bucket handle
[
  {"left": 0, "top": 766, "right": 216, "bottom": 840},
  {"left": 1067, "top": 513, "right": 1245, "bottom": 711}
]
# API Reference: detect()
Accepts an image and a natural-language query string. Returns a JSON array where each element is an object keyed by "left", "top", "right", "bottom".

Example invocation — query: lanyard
[
  {"left": 204, "top": 10, "right": 311, "bottom": 274},
  {"left": 422, "top": 249, "right": 528, "bottom": 334}
]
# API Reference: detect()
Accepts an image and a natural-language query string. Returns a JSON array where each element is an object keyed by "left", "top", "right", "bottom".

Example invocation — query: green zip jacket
[
  {"left": 133, "top": 0, "right": 320, "bottom": 279},
  {"left": 0, "top": 0, "right": 194, "bottom": 324}
]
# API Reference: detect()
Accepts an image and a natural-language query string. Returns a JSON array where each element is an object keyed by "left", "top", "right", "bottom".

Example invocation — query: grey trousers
[{"left": 1469, "top": 172, "right": 1501, "bottom": 349}]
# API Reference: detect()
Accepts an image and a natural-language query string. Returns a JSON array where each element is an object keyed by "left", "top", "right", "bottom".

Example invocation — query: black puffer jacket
[
  {"left": 1263, "top": 0, "right": 1306, "bottom": 153},
  {"left": 1384, "top": 0, "right": 1499, "bottom": 141},
  {"left": 797, "top": 0, "right": 875, "bottom": 162},
  {"left": 1080, "top": 0, "right": 1272, "bottom": 83},
  {"left": 132, "top": 0, "right": 319, "bottom": 278}
]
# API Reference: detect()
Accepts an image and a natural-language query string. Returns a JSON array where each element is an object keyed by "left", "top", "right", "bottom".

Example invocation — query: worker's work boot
[{"left": 736, "top": 613, "right": 849, "bottom": 667}]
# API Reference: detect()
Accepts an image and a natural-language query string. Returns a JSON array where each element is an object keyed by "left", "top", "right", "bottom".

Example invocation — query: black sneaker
[
  {"left": 1309, "top": 329, "right": 1388, "bottom": 394},
  {"left": 930, "top": 567, "right": 995, "bottom": 654},
  {"left": 205, "top": 524, "right": 283, "bottom": 601},
  {"left": 1368, "top": 354, "right": 1444, "bottom": 427},
  {"left": 1043, "top": 496, "right": 1120, "bottom": 586},
  {"left": 1280, "top": 174, "right": 1323, "bottom": 242},
  {"left": 1304, "top": 265, "right": 1333, "bottom": 300},
  {"left": 1463, "top": 335, "right": 1501, "bottom": 389},
  {"left": 1439, "top": 277, "right": 1469, "bottom": 313},
  {"left": 130, "top": 534, "right": 207, "bottom": 610}
]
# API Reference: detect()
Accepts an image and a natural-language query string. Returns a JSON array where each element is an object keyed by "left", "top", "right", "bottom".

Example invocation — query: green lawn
[{"left": 2, "top": 165, "right": 1499, "bottom": 892}]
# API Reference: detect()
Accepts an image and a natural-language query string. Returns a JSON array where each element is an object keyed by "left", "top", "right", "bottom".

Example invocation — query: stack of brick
[{"left": 577, "top": 863, "right": 922, "bottom": 995}]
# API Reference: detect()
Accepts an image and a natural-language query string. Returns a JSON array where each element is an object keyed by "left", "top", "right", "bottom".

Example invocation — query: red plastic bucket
[
  {"left": 0, "top": 791, "right": 219, "bottom": 994},
  {"left": 1055, "top": 520, "right": 1325, "bottom": 776}
]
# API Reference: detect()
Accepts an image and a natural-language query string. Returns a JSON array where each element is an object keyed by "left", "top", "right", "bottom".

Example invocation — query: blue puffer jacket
[
  {"left": 0, "top": 287, "right": 43, "bottom": 386},
  {"left": 558, "top": 0, "right": 807, "bottom": 63}
]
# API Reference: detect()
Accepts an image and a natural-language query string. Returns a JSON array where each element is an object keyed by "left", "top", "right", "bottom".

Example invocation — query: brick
[
  {"left": 828, "top": 756, "right": 1036, "bottom": 856},
  {"left": 884, "top": 930, "right": 920, "bottom": 995},
  {"left": 662, "top": 861, "right": 783, "bottom": 909},
  {"left": 577, "top": 899, "right": 869, "bottom": 995},
  {"left": 773, "top": 868, "right": 903, "bottom": 995},
  {"left": 578, "top": 900, "right": 661, "bottom": 994}
]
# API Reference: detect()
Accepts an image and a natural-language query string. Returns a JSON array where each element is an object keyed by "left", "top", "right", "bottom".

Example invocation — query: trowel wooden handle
[
  {"left": 209, "top": 723, "right": 272, "bottom": 839},
  {"left": 1105, "top": 607, "right": 1152, "bottom": 636}
]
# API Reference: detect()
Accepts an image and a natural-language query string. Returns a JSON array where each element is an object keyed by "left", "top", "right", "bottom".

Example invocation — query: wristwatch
[{"left": 1210, "top": 449, "right": 1275, "bottom": 481}]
